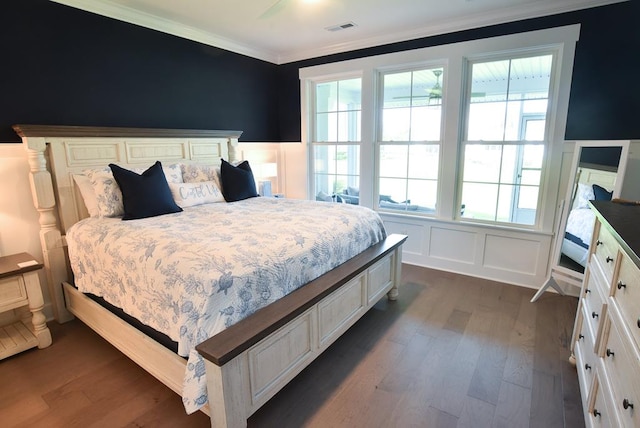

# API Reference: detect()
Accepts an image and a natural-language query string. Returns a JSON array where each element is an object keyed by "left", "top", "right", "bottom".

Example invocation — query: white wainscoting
[{"left": 381, "top": 213, "right": 553, "bottom": 290}]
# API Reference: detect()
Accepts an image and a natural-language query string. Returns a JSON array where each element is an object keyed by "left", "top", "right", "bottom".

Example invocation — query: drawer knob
[
  {"left": 585, "top": 288, "right": 591, "bottom": 294},
  {"left": 593, "top": 409, "right": 601, "bottom": 417},
  {"left": 606, "top": 256, "right": 614, "bottom": 263},
  {"left": 617, "top": 281, "right": 627, "bottom": 290},
  {"left": 579, "top": 334, "right": 585, "bottom": 340},
  {"left": 623, "top": 399, "right": 634, "bottom": 410},
  {"left": 592, "top": 311, "right": 599, "bottom": 319},
  {"left": 606, "top": 348, "right": 615, "bottom": 357},
  {"left": 596, "top": 240, "right": 603, "bottom": 246},
  {"left": 584, "top": 363, "right": 591, "bottom": 370}
]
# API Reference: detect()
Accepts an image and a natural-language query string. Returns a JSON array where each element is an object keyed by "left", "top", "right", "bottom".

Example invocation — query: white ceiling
[{"left": 52, "top": 0, "right": 625, "bottom": 64}]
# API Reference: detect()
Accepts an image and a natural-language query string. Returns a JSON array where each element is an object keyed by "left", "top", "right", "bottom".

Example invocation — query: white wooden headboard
[{"left": 13, "top": 125, "right": 242, "bottom": 322}]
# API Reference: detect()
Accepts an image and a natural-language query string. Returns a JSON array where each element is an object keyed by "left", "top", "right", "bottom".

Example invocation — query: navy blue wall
[
  {"left": 2, "top": 1, "right": 638, "bottom": 143},
  {"left": 0, "top": 0, "right": 280, "bottom": 142}
]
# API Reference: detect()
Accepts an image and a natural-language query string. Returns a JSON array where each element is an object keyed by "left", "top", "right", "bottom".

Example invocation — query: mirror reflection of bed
[
  {"left": 560, "top": 158, "right": 619, "bottom": 273},
  {"left": 531, "top": 141, "right": 630, "bottom": 303}
]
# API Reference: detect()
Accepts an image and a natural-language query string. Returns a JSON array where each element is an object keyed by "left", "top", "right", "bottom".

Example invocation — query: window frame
[
  {"left": 306, "top": 73, "right": 364, "bottom": 202},
  {"left": 299, "top": 25, "right": 580, "bottom": 233}
]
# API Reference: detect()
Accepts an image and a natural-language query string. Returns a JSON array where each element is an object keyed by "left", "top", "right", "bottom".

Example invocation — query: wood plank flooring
[{"left": 0, "top": 264, "right": 584, "bottom": 427}]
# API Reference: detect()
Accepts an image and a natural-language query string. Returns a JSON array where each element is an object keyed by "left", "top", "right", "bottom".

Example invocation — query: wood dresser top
[
  {"left": 590, "top": 200, "right": 640, "bottom": 269},
  {"left": 0, "top": 253, "right": 43, "bottom": 279}
]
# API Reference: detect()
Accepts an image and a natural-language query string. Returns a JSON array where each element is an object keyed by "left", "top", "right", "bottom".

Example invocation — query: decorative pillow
[
  {"left": 181, "top": 163, "right": 220, "bottom": 184},
  {"left": 72, "top": 174, "right": 100, "bottom": 217},
  {"left": 593, "top": 184, "right": 613, "bottom": 201},
  {"left": 109, "top": 161, "right": 183, "bottom": 220},
  {"left": 575, "top": 182, "right": 595, "bottom": 209},
  {"left": 86, "top": 167, "right": 125, "bottom": 217},
  {"left": 86, "top": 163, "right": 183, "bottom": 217},
  {"left": 220, "top": 159, "right": 259, "bottom": 202},
  {"left": 169, "top": 180, "right": 225, "bottom": 207},
  {"left": 346, "top": 186, "right": 360, "bottom": 196}
]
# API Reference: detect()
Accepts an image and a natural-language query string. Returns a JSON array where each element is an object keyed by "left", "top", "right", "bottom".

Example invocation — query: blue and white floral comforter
[{"left": 66, "top": 197, "right": 386, "bottom": 413}]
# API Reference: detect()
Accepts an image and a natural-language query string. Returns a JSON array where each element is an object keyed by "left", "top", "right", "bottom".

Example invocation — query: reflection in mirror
[
  {"left": 558, "top": 145, "right": 623, "bottom": 274},
  {"left": 531, "top": 140, "right": 630, "bottom": 303}
]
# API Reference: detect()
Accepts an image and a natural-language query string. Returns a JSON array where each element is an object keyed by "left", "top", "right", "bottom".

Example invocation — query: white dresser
[{"left": 572, "top": 200, "right": 640, "bottom": 427}]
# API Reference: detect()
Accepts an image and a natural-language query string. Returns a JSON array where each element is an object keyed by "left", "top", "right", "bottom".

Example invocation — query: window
[
  {"left": 300, "top": 25, "right": 578, "bottom": 232},
  {"left": 460, "top": 54, "right": 553, "bottom": 225},
  {"left": 378, "top": 67, "right": 442, "bottom": 213},
  {"left": 311, "top": 78, "right": 361, "bottom": 203}
]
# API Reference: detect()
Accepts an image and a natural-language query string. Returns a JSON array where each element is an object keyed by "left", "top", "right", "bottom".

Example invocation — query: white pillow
[
  {"left": 85, "top": 163, "right": 184, "bottom": 217},
  {"left": 575, "top": 182, "right": 595, "bottom": 209},
  {"left": 72, "top": 174, "right": 100, "bottom": 217},
  {"left": 169, "top": 181, "right": 225, "bottom": 207}
]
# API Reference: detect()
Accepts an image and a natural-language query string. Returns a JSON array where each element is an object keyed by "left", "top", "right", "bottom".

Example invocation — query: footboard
[{"left": 197, "top": 234, "right": 406, "bottom": 428}]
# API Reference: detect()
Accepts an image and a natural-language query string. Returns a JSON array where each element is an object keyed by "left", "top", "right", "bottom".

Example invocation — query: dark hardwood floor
[{"left": 0, "top": 264, "right": 584, "bottom": 428}]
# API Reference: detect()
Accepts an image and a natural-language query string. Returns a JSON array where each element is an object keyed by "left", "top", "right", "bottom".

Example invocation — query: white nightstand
[{"left": 0, "top": 253, "right": 52, "bottom": 359}]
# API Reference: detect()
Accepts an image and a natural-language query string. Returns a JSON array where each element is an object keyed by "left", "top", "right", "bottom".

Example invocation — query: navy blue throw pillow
[
  {"left": 109, "top": 161, "right": 183, "bottom": 220},
  {"left": 592, "top": 184, "right": 613, "bottom": 201},
  {"left": 220, "top": 159, "right": 259, "bottom": 202}
]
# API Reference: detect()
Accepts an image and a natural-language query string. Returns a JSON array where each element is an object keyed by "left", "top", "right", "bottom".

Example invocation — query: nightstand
[{"left": 0, "top": 253, "right": 52, "bottom": 359}]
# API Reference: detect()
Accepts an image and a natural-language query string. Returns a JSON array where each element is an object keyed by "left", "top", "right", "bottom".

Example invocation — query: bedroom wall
[{"left": 0, "top": 0, "right": 280, "bottom": 143}]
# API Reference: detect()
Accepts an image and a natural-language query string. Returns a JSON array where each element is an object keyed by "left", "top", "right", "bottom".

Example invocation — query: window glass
[
  {"left": 312, "top": 78, "right": 362, "bottom": 203},
  {"left": 460, "top": 54, "right": 552, "bottom": 225},
  {"left": 379, "top": 67, "right": 443, "bottom": 214}
]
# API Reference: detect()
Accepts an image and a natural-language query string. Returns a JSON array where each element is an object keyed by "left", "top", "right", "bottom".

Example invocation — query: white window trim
[{"left": 300, "top": 24, "right": 580, "bottom": 233}]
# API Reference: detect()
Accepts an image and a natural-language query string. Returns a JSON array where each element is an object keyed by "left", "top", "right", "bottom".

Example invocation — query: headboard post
[{"left": 23, "top": 138, "right": 74, "bottom": 322}]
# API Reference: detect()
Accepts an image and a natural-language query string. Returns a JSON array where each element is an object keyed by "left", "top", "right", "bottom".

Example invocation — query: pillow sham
[
  {"left": 85, "top": 163, "right": 183, "bottom": 217},
  {"left": 109, "top": 161, "right": 183, "bottom": 220},
  {"left": 220, "top": 159, "right": 259, "bottom": 202},
  {"left": 593, "top": 184, "right": 613, "bottom": 201},
  {"left": 72, "top": 174, "right": 100, "bottom": 217},
  {"left": 169, "top": 180, "right": 225, "bottom": 207},
  {"left": 181, "top": 163, "right": 220, "bottom": 184},
  {"left": 575, "top": 182, "right": 595, "bottom": 209}
]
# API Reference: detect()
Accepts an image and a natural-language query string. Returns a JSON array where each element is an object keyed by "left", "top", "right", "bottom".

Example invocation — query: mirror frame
[
  {"left": 551, "top": 140, "right": 630, "bottom": 282},
  {"left": 531, "top": 140, "right": 630, "bottom": 303}
]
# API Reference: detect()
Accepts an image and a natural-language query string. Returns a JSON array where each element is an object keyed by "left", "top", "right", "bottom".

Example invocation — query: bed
[
  {"left": 14, "top": 124, "right": 406, "bottom": 427},
  {"left": 561, "top": 166, "right": 616, "bottom": 267}
]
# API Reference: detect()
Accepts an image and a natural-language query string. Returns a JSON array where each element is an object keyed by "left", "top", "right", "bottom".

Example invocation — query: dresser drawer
[
  {"left": 611, "top": 251, "right": 640, "bottom": 352},
  {"left": 600, "top": 312, "right": 640, "bottom": 428},
  {"left": 592, "top": 221, "right": 619, "bottom": 287},
  {"left": 0, "top": 275, "right": 28, "bottom": 312},
  {"left": 587, "top": 369, "right": 621, "bottom": 428},
  {"left": 582, "top": 265, "right": 607, "bottom": 346},
  {"left": 575, "top": 306, "right": 598, "bottom": 402}
]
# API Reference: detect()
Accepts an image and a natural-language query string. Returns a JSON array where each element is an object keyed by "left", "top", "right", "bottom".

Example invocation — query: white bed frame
[{"left": 15, "top": 125, "right": 406, "bottom": 428}]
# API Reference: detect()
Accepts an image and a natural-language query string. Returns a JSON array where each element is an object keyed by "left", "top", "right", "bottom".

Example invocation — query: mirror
[{"left": 532, "top": 140, "right": 630, "bottom": 302}]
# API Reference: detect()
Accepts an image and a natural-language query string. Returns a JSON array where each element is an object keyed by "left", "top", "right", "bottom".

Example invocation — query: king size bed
[{"left": 15, "top": 124, "right": 406, "bottom": 427}]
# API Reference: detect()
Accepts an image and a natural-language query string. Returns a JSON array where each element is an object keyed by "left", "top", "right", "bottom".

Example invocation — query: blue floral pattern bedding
[{"left": 66, "top": 197, "right": 386, "bottom": 413}]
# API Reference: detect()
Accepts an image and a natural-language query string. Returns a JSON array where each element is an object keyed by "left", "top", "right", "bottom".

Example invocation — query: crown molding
[
  {"left": 51, "top": 0, "right": 627, "bottom": 65},
  {"left": 50, "top": 0, "right": 281, "bottom": 63},
  {"left": 277, "top": 0, "right": 626, "bottom": 63}
]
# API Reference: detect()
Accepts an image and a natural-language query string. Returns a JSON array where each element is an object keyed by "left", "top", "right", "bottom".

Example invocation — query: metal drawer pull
[
  {"left": 584, "top": 363, "right": 591, "bottom": 370},
  {"left": 592, "top": 311, "right": 599, "bottom": 319},
  {"left": 585, "top": 288, "right": 591, "bottom": 294},
  {"left": 606, "top": 256, "right": 614, "bottom": 263},
  {"left": 637, "top": 318, "right": 640, "bottom": 329},
  {"left": 623, "top": 399, "right": 634, "bottom": 410},
  {"left": 593, "top": 409, "right": 601, "bottom": 417},
  {"left": 606, "top": 348, "right": 615, "bottom": 357},
  {"left": 596, "top": 240, "right": 603, "bottom": 246},
  {"left": 617, "top": 281, "right": 626, "bottom": 290},
  {"left": 579, "top": 334, "right": 585, "bottom": 340}
]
